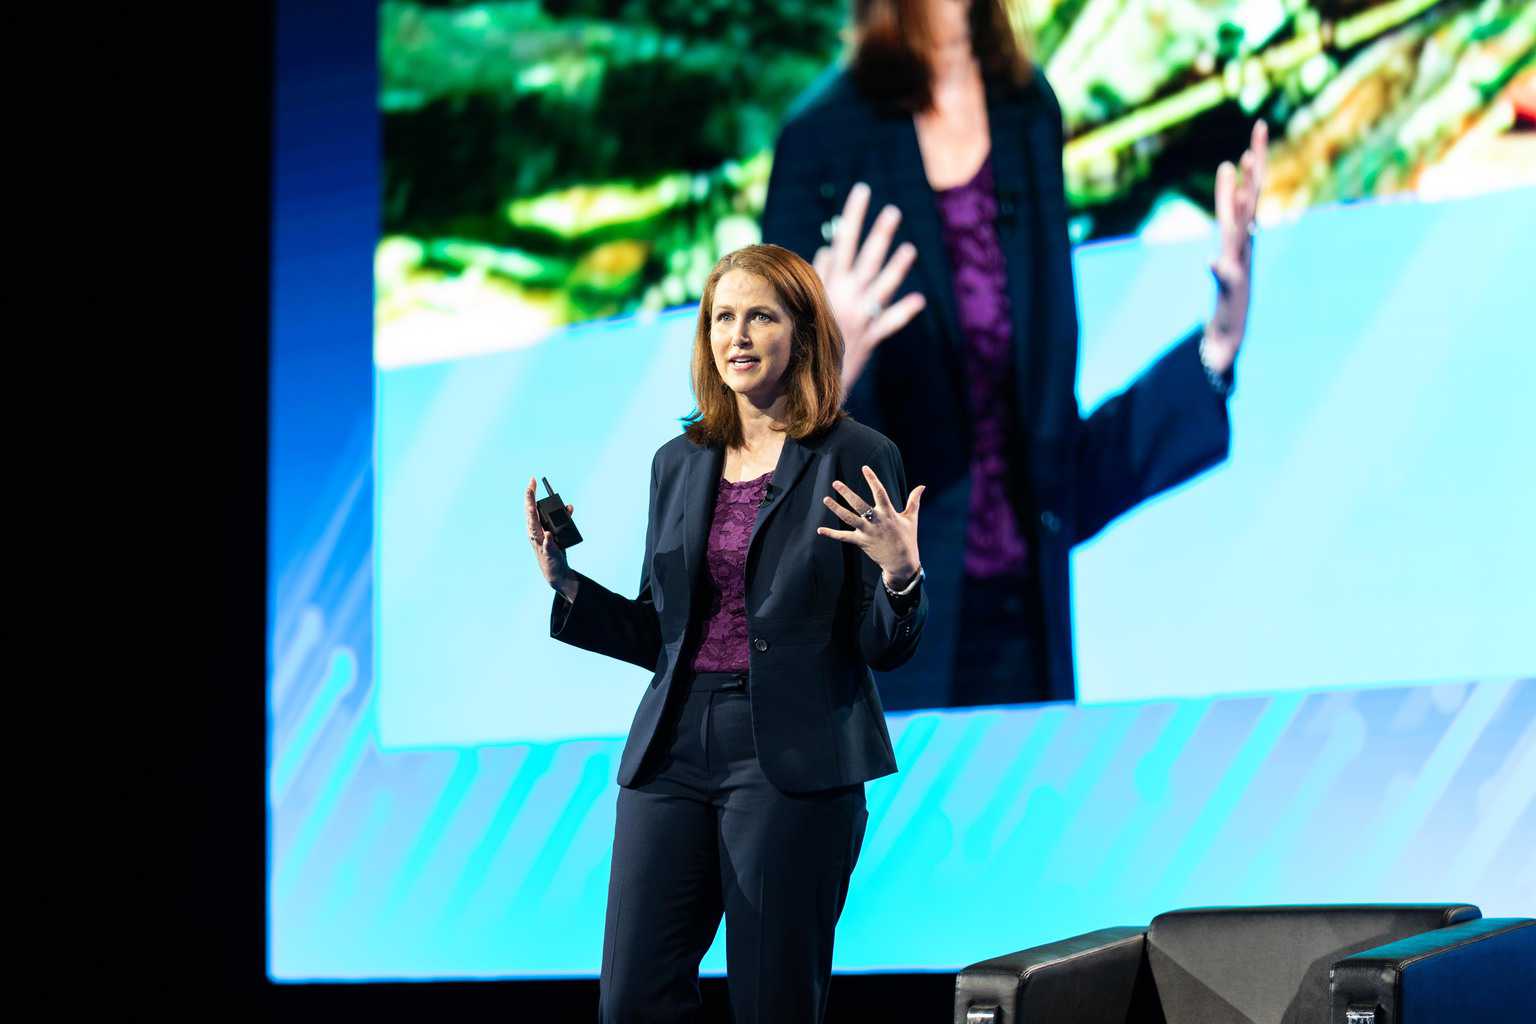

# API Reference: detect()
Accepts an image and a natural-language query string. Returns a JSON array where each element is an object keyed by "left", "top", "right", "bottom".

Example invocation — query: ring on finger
[
  {"left": 863, "top": 298, "right": 884, "bottom": 321},
  {"left": 861, "top": 507, "right": 877, "bottom": 522}
]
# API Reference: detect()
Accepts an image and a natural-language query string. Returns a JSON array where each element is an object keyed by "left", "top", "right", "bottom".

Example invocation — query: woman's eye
[
  {"left": 716, "top": 312, "right": 732, "bottom": 322},
  {"left": 754, "top": 312, "right": 772, "bottom": 322}
]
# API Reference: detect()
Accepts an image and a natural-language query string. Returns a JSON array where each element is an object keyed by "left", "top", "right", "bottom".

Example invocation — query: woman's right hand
[
  {"left": 524, "top": 476, "right": 579, "bottom": 601},
  {"left": 814, "top": 183, "right": 927, "bottom": 396}
]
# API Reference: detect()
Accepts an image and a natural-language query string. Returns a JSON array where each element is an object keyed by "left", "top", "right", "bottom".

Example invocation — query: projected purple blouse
[
  {"left": 934, "top": 156, "right": 1030, "bottom": 578},
  {"left": 688, "top": 471, "right": 773, "bottom": 672}
]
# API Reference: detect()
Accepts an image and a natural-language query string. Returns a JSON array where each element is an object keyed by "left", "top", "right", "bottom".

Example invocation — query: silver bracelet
[{"left": 883, "top": 565, "right": 924, "bottom": 598}]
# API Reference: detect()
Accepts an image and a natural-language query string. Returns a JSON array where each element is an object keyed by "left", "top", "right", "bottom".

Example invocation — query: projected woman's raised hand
[
  {"left": 813, "top": 183, "right": 928, "bottom": 396},
  {"left": 1203, "top": 119, "right": 1269, "bottom": 375}
]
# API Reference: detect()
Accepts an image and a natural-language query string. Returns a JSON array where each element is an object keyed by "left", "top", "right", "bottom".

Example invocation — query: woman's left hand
[
  {"left": 1202, "top": 119, "right": 1269, "bottom": 375},
  {"left": 818, "top": 465, "right": 925, "bottom": 587}
]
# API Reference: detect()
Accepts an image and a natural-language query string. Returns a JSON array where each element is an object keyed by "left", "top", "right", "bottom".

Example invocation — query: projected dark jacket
[
  {"left": 760, "top": 69, "right": 1232, "bottom": 709},
  {"left": 551, "top": 417, "right": 926, "bottom": 794}
]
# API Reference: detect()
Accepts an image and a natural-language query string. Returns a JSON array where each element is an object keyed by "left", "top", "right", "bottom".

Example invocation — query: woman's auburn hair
[
  {"left": 684, "top": 244, "right": 847, "bottom": 449},
  {"left": 851, "top": 0, "right": 1033, "bottom": 113}
]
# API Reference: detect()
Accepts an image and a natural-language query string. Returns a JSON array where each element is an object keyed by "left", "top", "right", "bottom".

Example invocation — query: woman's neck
[
  {"left": 915, "top": 34, "right": 989, "bottom": 189},
  {"left": 928, "top": 36, "right": 979, "bottom": 91},
  {"left": 735, "top": 391, "right": 788, "bottom": 453}
]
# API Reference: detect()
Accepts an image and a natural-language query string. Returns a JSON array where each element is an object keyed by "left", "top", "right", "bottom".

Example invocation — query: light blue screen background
[{"left": 268, "top": 0, "right": 1535, "bottom": 982}]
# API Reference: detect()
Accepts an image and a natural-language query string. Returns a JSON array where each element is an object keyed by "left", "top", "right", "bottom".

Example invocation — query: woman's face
[{"left": 710, "top": 269, "right": 795, "bottom": 407}]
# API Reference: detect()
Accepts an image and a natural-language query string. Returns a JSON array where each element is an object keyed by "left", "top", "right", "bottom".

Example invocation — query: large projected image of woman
[
  {"left": 762, "top": 0, "right": 1267, "bottom": 710},
  {"left": 523, "top": 245, "right": 928, "bottom": 1021}
]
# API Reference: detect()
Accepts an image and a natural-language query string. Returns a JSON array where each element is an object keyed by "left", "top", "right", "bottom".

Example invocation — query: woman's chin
[{"left": 725, "top": 372, "right": 782, "bottom": 402}]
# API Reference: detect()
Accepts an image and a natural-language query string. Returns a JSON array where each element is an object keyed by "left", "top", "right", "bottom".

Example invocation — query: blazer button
[
  {"left": 1040, "top": 510, "right": 1062, "bottom": 534},
  {"left": 752, "top": 636, "right": 769, "bottom": 653}
]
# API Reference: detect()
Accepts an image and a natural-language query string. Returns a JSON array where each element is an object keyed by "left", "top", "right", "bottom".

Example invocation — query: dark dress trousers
[
  {"left": 551, "top": 416, "right": 927, "bottom": 1021},
  {"left": 761, "top": 68, "right": 1233, "bottom": 710}
]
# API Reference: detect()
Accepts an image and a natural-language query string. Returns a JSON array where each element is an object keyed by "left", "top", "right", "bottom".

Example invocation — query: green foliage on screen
[{"left": 378, "top": 0, "right": 1536, "bottom": 361}]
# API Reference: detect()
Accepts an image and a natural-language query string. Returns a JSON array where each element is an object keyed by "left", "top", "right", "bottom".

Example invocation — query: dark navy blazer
[
  {"left": 551, "top": 417, "right": 927, "bottom": 794},
  {"left": 761, "top": 68, "right": 1232, "bottom": 709}
]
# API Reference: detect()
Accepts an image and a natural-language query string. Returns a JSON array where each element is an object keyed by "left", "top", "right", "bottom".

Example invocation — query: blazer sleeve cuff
[
  {"left": 549, "top": 571, "right": 597, "bottom": 644},
  {"left": 868, "top": 575, "right": 928, "bottom": 661},
  {"left": 1157, "top": 326, "right": 1234, "bottom": 468}
]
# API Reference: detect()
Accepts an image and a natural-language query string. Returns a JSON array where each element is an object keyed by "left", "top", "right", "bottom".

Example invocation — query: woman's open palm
[
  {"left": 817, "top": 465, "right": 924, "bottom": 586},
  {"left": 1204, "top": 120, "right": 1269, "bottom": 373},
  {"left": 814, "top": 183, "right": 928, "bottom": 395}
]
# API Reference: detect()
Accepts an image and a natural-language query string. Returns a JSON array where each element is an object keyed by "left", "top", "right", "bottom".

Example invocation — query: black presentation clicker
[{"left": 536, "top": 476, "right": 583, "bottom": 549}]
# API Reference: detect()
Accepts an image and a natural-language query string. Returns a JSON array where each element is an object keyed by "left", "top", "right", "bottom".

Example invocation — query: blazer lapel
[
  {"left": 987, "top": 92, "right": 1042, "bottom": 432},
  {"left": 884, "top": 117, "right": 964, "bottom": 370},
  {"left": 748, "top": 432, "right": 817, "bottom": 560},
  {"left": 681, "top": 440, "right": 724, "bottom": 618},
  {"left": 1013, "top": 80, "right": 1079, "bottom": 435}
]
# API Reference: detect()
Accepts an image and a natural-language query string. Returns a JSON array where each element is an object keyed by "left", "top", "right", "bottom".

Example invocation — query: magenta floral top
[
  {"left": 934, "top": 156, "right": 1030, "bottom": 578},
  {"left": 687, "top": 471, "right": 773, "bottom": 672}
]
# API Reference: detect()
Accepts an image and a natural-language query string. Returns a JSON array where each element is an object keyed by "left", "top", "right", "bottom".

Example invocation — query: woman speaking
[
  {"left": 523, "top": 244, "right": 927, "bottom": 1022},
  {"left": 762, "top": 0, "right": 1268, "bottom": 710}
]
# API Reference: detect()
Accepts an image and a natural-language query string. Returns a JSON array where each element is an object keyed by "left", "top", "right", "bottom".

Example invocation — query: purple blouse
[
  {"left": 934, "top": 156, "right": 1030, "bottom": 578},
  {"left": 687, "top": 471, "right": 773, "bottom": 672}
]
